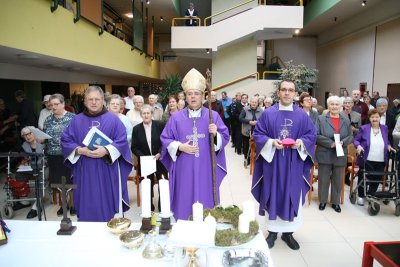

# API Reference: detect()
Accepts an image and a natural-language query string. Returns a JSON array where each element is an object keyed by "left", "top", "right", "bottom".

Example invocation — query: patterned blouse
[{"left": 43, "top": 112, "right": 74, "bottom": 155}]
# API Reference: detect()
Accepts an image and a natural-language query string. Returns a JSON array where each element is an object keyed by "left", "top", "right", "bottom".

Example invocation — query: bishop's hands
[
  {"left": 208, "top": 123, "right": 217, "bottom": 136},
  {"left": 77, "top": 145, "right": 109, "bottom": 158},
  {"left": 178, "top": 140, "right": 199, "bottom": 155}
]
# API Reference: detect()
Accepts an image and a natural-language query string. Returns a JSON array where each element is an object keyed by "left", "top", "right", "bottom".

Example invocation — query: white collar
[
  {"left": 188, "top": 108, "right": 201, "bottom": 118},
  {"left": 278, "top": 103, "right": 293, "bottom": 111}
]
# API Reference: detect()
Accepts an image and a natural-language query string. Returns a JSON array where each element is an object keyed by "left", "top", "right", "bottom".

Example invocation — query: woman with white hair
[
  {"left": 315, "top": 95, "right": 353, "bottom": 213},
  {"left": 19, "top": 126, "right": 46, "bottom": 219},
  {"left": 106, "top": 94, "right": 132, "bottom": 145}
]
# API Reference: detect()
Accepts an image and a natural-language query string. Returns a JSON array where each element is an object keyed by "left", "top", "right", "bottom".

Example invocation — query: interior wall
[
  {"left": 274, "top": 37, "right": 317, "bottom": 69},
  {"left": 373, "top": 17, "right": 400, "bottom": 93},
  {"left": 316, "top": 27, "right": 375, "bottom": 101},
  {"left": 212, "top": 39, "right": 257, "bottom": 89}
]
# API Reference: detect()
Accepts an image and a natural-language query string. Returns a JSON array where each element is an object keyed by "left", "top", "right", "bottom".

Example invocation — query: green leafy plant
[
  {"left": 273, "top": 60, "right": 318, "bottom": 100},
  {"left": 159, "top": 73, "right": 182, "bottom": 105}
]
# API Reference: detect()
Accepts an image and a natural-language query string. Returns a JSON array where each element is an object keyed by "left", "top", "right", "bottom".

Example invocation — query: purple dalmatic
[
  {"left": 161, "top": 107, "right": 229, "bottom": 220},
  {"left": 251, "top": 104, "right": 316, "bottom": 222},
  {"left": 61, "top": 111, "right": 132, "bottom": 222}
]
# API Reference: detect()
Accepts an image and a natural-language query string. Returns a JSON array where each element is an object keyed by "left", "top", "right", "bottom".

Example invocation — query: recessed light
[
  {"left": 294, "top": 29, "right": 300, "bottom": 34},
  {"left": 125, "top": 13, "right": 133, "bottom": 18}
]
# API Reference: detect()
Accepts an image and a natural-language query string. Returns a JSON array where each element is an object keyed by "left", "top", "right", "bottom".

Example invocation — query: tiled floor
[{"left": 1, "top": 145, "right": 398, "bottom": 266}]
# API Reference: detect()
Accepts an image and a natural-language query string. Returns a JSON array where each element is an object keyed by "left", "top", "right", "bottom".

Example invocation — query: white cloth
[
  {"left": 124, "top": 96, "right": 134, "bottom": 110},
  {"left": 126, "top": 109, "right": 142, "bottom": 128},
  {"left": 267, "top": 194, "right": 303, "bottom": 232},
  {"left": 118, "top": 114, "right": 132, "bottom": 145},
  {"left": 380, "top": 112, "right": 386, "bottom": 125},
  {"left": 367, "top": 129, "right": 385, "bottom": 162},
  {"left": 38, "top": 108, "right": 52, "bottom": 130},
  {"left": 143, "top": 122, "right": 152, "bottom": 154}
]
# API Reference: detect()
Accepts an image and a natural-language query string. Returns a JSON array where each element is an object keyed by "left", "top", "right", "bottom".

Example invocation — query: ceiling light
[
  {"left": 206, "top": 49, "right": 210, "bottom": 54},
  {"left": 362, "top": 1, "right": 366, "bottom": 7},
  {"left": 146, "top": 0, "right": 150, "bottom": 4},
  {"left": 160, "top": 16, "right": 163, "bottom": 22},
  {"left": 125, "top": 13, "right": 133, "bottom": 18},
  {"left": 294, "top": 29, "right": 300, "bottom": 34}
]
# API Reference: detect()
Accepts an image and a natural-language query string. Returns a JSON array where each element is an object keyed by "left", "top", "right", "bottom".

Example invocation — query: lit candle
[
  {"left": 159, "top": 178, "right": 171, "bottom": 218},
  {"left": 141, "top": 178, "right": 151, "bottom": 218},
  {"left": 204, "top": 212, "right": 216, "bottom": 229},
  {"left": 242, "top": 200, "right": 255, "bottom": 221},
  {"left": 192, "top": 201, "right": 203, "bottom": 222},
  {"left": 238, "top": 214, "right": 249, "bottom": 234}
]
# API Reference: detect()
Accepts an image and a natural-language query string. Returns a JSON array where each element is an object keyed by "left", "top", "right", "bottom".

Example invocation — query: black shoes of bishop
[{"left": 266, "top": 232, "right": 300, "bottom": 250}]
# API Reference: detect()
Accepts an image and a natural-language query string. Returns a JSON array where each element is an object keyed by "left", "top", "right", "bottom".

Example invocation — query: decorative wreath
[{"left": 201, "top": 205, "right": 259, "bottom": 247}]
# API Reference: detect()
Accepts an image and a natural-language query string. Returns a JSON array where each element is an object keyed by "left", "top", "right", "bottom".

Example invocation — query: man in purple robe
[
  {"left": 61, "top": 86, "right": 132, "bottom": 222},
  {"left": 161, "top": 68, "right": 229, "bottom": 220},
  {"left": 251, "top": 80, "right": 316, "bottom": 250}
]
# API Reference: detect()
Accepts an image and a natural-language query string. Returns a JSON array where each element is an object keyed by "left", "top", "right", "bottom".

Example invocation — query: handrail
[
  {"left": 50, "top": 0, "right": 59, "bottom": 12},
  {"left": 262, "top": 70, "right": 282, "bottom": 79},
  {"left": 212, "top": 72, "right": 259, "bottom": 91},
  {"left": 74, "top": 0, "right": 81, "bottom": 23},
  {"left": 204, "top": 0, "right": 303, "bottom": 26},
  {"left": 204, "top": 0, "right": 255, "bottom": 26},
  {"left": 171, "top": 17, "right": 201, "bottom": 26}
]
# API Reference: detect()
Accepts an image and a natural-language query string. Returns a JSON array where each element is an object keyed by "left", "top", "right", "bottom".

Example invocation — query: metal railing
[
  {"left": 204, "top": 0, "right": 255, "bottom": 26},
  {"left": 212, "top": 72, "right": 259, "bottom": 91},
  {"left": 262, "top": 70, "right": 282, "bottom": 79},
  {"left": 171, "top": 17, "right": 201, "bottom": 26}
]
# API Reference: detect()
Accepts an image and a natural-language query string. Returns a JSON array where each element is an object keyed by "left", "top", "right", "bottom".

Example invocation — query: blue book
[{"left": 83, "top": 127, "right": 112, "bottom": 151}]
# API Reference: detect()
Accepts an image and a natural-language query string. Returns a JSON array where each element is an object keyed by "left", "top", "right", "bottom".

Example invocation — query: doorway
[{"left": 387, "top": 83, "right": 400, "bottom": 108}]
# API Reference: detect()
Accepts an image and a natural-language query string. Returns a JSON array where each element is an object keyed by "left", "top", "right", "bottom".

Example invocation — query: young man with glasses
[{"left": 251, "top": 80, "right": 316, "bottom": 250}]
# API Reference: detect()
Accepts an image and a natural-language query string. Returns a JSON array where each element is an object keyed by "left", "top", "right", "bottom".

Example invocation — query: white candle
[
  {"left": 141, "top": 178, "right": 151, "bottom": 218},
  {"left": 204, "top": 212, "right": 216, "bottom": 229},
  {"left": 159, "top": 179, "right": 171, "bottom": 218},
  {"left": 192, "top": 201, "right": 203, "bottom": 222},
  {"left": 238, "top": 214, "right": 249, "bottom": 234},
  {"left": 242, "top": 200, "right": 255, "bottom": 221}
]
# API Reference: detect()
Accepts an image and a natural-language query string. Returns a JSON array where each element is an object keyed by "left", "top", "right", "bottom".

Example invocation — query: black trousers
[{"left": 357, "top": 160, "right": 385, "bottom": 197}]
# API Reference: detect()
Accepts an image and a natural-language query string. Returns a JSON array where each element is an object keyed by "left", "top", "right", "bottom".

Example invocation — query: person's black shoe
[
  {"left": 319, "top": 203, "right": 326, "bottom": 210},
  {"left": 332, "top": 204, "right": 341, "bottom": 213},
  {"left": 265, "top": 232, "right": 277, "bottom": 249},
  {"left": 12, "top": 202, "right": 31, "bottom": 211},
  {"left": 26, "top": 209, "right": 37, "bottom": 219},
  {"left": 281, "top": 233, "right": 300, "bottom": 250},
  {"left": 70, "top": 207, "right": 76, "bottom": 216}
]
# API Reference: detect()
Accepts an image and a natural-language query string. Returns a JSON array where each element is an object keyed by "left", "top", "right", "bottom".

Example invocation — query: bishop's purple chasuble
[
  {"left": 251, "top": 104, "right": 316, "bottom": 222},
  {"left": 161, "top": 107, "right": 229, "bottom": 220},
  {"left": 61, "top": 111, "right": 132, "bottom": 222}
]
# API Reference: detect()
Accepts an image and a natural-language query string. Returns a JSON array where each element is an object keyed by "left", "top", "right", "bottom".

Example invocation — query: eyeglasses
[
  {"left": 22, "top": 132, "right": 32, "bottom": 137},
  {"left": 279, "top": 88, "right": 295, "bottom": 93}
]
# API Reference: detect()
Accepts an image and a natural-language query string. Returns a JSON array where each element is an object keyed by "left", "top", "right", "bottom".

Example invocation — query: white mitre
[{"left": 181, "top": 68, "right": 206, "bottom": 93}]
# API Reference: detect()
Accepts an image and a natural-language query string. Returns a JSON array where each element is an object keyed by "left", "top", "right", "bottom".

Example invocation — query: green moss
[{"left": 200, "top": 206, "right": 259, "bottom": 247}]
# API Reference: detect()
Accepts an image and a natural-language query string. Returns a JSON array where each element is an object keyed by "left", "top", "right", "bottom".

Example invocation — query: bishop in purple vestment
[
  {"left": 161, "top": 68, "right": 229, "bottom": 220},
  {"left": 251, "top": 81, "right": 316, "bottom": 250},
  {"left": 61, "top": 86, "right": 132, "bottom": 222}
]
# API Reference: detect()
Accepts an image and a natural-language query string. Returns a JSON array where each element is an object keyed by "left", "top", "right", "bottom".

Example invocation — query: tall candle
[
  {"left": 242, "top": 200, "right": 255, "bottom": 221},
  {"left": 192, "top": 201, "right": 203, "bottom": 222},
  {"left": 238, "top": 214, "right": 249, "bottom": 234},
  {"left": 204, "top": 212, "right": 216, "bottom": 229},
  {"left": 141, "top": 178, "right": 151, "bottom": 218},
  {"left": 159, "top": 179, "right": 172, "bottom": 218}
]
